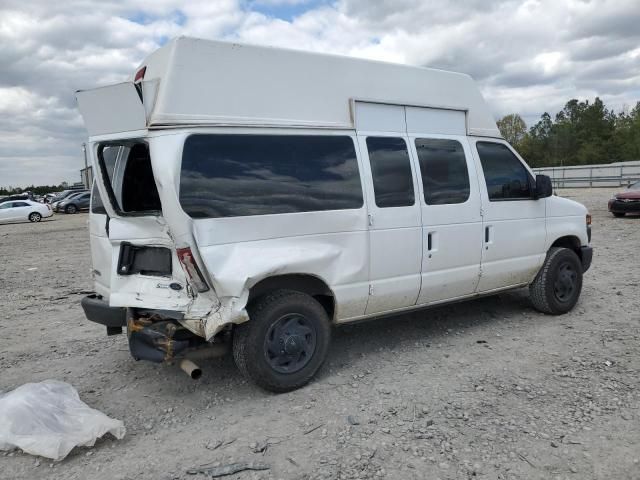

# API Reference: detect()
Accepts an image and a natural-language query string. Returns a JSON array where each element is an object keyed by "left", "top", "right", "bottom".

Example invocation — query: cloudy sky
[{"left": 1, "top": 0, "right": 639, "bottom": 187}]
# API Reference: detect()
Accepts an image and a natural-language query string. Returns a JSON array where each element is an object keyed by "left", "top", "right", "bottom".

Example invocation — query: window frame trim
[{"left": 475, "top": 140, "right": 536, "bottom": 203}]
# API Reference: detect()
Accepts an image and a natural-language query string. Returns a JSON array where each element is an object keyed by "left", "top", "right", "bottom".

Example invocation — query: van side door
[
  {"left": 355, "top": 103, "right": 423, "bottom": 314},
  {"left": 470, "top": 139, "right": 546, "bottom": 291},
  {"left": 409, "top": 135, "right": 483, "bottom": 304}
]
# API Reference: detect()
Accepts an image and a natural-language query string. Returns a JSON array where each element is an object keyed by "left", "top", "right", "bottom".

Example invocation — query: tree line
[
  {"left": 498, "top": 98, "right": 640, "bottom": 168},
  {"left": 0, "top": 184, "right": 69, "bottom": 197}
]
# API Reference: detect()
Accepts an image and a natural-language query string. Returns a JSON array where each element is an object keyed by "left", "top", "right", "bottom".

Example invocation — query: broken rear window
[{"left": 97, "top": 142, "right": 161, "bottom": 215}]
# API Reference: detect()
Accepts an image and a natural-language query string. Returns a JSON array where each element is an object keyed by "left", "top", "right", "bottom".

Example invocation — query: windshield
[{"left": 628, "top": 181, "right": 640, "bottom": 190}]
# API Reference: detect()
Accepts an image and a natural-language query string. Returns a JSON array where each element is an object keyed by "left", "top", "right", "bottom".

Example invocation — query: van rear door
[
  {"left": 89, "top": 181, "right": 112, "bottom": 299},
  {"left": 92, "top": 140, "right": 192, "bottom": 311}
]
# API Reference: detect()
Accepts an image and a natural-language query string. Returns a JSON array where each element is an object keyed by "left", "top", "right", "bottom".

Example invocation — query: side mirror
[{"left": 535, "top": 174, "right": 553, "bottom": 199}]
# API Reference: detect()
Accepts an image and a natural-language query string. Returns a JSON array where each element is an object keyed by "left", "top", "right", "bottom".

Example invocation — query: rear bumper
[
  {"left": 81, "top": 294, "right": 127, "bottom": 327},
  {"left": 580, "top": 246, "right": 593, "bottom": 273}
]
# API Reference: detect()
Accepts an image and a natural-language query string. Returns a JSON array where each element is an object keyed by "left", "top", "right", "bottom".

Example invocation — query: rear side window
[
  {"left": 476, "top": 142, "right": 533, "bottom": 200},
  {"left": 365, "top": 137, "right": 415, "bottom": 208},
  {"left": 12, "top": 202, "right": 29, "bottom": 207},
  {"left": 180, "top": 134, "right": 363, "bottom": 218},
  {"left": 91, "top": 182, "right": 106, "bottom": 214},
  {"left": 415, "top": 138, "right": 470, "bottom": 205},
  {"left": 97, "top": 142, "right": 161, "bottom": 214}
]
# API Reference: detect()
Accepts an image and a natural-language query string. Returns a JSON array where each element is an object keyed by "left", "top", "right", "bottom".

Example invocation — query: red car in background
[{"left": 609, "top": 181, "right": 640, "bottom": 217}]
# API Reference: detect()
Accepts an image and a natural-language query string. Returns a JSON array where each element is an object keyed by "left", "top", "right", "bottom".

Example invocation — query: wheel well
[
  {"left": 550, "top": 236, "right": 582, "bottom": 259},
  {"left": 248, "top": 274, "right": 336, "bottom": 321}
]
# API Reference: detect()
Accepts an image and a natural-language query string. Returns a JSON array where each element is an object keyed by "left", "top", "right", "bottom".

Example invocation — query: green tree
[
  {"left": 512, "top": 97, "right": 638, "bottom": 168},
  {"left": 497, "top": 113, "right": 527, "bottom": 147}
]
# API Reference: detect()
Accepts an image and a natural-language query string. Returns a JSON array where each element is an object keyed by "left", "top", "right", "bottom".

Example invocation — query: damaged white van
[{"left": 77, "top": 37, "right": 592, "bottom": 392}]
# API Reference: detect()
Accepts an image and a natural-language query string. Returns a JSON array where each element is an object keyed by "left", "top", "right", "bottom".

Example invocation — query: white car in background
[{"left": 0, "top": 200, "right": 53, "bottom": 224}]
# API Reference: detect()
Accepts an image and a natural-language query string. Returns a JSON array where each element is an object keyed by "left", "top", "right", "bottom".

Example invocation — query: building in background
[{"left": 80, "top": 165, "right": 93, "bottom": 189}]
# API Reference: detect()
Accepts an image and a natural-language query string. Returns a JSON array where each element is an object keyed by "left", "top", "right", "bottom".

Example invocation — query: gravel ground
[{"left": 1, "top": 188, "right": 639, "bottom": 480}]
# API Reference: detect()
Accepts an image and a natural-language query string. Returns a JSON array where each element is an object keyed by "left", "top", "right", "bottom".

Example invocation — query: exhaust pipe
[
  {"left": 178, "top": 343, "right": 230, "bottom": 379},
  {"left": 180, "top": 359, "right": 202, "bottom": 380}
]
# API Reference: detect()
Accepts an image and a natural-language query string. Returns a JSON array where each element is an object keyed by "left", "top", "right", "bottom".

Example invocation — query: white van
[{"left": 77, "top": 37, "right": 592, "bottom": 392}]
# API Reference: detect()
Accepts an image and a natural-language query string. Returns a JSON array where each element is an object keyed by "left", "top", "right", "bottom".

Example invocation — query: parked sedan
[
  {"left": 0, "top": 200, "right": 53, "bottom": 224},
  {"left": 608, "top": 181, "right": 640, "bottom": 217},
  {"left": 52, "top": 191, "right": 85, "bottom": 212},
  {"left": 50, "top": 189, "right": 88, "bottom": 209},
  {"left": 56, "top": 191, "right": 91, "bottom": 214}
]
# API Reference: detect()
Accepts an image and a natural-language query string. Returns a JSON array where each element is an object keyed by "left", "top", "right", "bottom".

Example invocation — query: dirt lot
[{"left": 1, "top": 188, "right": 638, "bottom": 480}]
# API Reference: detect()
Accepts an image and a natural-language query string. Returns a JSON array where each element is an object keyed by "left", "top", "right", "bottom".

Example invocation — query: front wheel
[
  {"left": 233, "top": 290, "right": 331, "bottom": 393},
  {"left": 28, "top": 212, "right": 42, "bottom": 222},
  {"left": 529, "top": 247, "right": 583, "bottom": 315},
  {"left": 65, "top": 204, "right": 78, "bottom": 214}
]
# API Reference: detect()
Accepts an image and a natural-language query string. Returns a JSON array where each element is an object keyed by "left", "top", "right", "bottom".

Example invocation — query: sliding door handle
[
  {"left": 427, "top": 232, "right": 432, "bottom": 251},
  {"left": 484, "top": 226, "right": 493, "bottom": 249}
]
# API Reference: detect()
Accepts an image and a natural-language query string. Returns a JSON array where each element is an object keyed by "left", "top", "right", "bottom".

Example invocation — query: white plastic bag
[{"left": 0, "top": 380, "right": 125, "bottom": 461}]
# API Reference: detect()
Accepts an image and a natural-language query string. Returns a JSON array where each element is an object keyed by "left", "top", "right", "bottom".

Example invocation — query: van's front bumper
[{"left": 81, "top": 294, "right": 127, "bottom": 327}]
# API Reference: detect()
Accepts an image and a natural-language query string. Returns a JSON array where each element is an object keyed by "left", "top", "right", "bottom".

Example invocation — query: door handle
[
  {"left": 484, "top": 226, "right": 492, "bottom": 249},
  {"left": 427, "top": 232, "right": 436, "bottom": 258}
]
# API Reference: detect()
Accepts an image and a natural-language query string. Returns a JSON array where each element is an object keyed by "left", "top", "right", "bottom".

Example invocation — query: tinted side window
[
  {"left": 180, "top": 135, "right": 363, "bottom": 218},
  {"left": 415, "top": 139, "right": 470, "bottom": 205},
  {"left": 13, "top": 202, "right": 29, "bottom": 207},
  {"left": 476, "top": 142, "right": 533, "bottom": 200},
  {"left": 91, "top": 183, "right": 106, "bottom": 214},
  {"left": 366, "top": 137, "right": 415, "bottom": 208}
]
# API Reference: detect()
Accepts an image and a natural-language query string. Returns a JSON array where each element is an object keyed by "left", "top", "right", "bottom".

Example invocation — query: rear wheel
[
  {"left": 28, "top": 212, "right": 42, "bottom": 222},
  {"left": 233, "top": 290, "right": 331, "bottom": 393},
  {"left": 65, "top": 204, "right": 78, "bottom": 214},
  {"left": 529, "top": 247, "right": 583, "bottom": 315},
  {"left": 612, "top": 212, "right": 625, "bottom": 218}
]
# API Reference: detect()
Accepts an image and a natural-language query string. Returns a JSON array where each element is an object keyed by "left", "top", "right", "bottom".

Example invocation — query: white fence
[{"left": 532, "top": 160, "right": 640, "bottom": 188}]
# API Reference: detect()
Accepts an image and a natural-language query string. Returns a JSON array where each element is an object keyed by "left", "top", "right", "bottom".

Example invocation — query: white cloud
[{"left": 0, "top": 0, "right": 638, "bottom": 186}]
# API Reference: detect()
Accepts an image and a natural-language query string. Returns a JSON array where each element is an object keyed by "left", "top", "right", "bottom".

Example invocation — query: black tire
[
  {"left": 65, "top": 204, "right": 78, "bottom": 214},
  {"left": 529, "top": 247, "right": 583, "bottom": 315},
  {"left": 28, "top": 212, "right": 42, "bottom": 222},
  {"left": 612, "top": 212, "right": 625, "bottom": 218},
  {"left": 233, "top": 289, "right": 331, "bottom": 393}
]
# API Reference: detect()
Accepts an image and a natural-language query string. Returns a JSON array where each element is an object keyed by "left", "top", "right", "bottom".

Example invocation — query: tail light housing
[
  {"left": 586, "top": 213, "right": 592, "bottom": 226},
  {"left": 176, "top": 247, "right": 209, "bottom": 292},
  {"left": 134, "top": 66, "right": 146, "bottom": 83}
]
